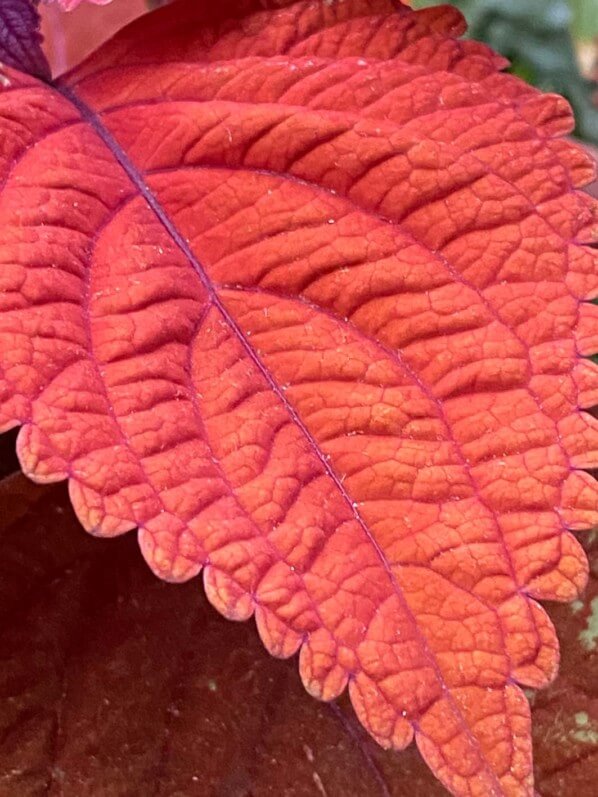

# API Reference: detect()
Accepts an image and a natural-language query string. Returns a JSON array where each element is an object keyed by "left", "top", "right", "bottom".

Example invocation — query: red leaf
[
  {"left": 0, "top": 1, "right": 597, "bottom": 794},
  {"left": 0, "top": 476, "right": 448, "bottom": 796},
  {"left": 1, "top": 477, "right": 596, "bottom": 797}
]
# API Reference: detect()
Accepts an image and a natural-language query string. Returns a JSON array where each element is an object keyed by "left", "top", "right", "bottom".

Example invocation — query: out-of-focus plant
[
  {"left": 414, "top": 0, "right": 598, "bottom": 143},
  {"left": 570, "top": 0, "right": 598, "bottom": 40}
]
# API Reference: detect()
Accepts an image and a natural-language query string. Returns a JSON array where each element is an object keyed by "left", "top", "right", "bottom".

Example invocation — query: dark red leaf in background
[
  {"left": 0, "top": 462, "right": 596, "bottom": 796},
  {"left": 0, "top": 1, "right": 597, "bottom": 794}
]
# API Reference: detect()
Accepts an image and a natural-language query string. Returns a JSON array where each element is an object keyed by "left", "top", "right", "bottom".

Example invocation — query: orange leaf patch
[{"left": 1, "top": 2, "right": 597, "bottom": 795}]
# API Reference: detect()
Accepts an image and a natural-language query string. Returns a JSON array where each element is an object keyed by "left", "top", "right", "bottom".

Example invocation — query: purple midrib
[{"left": 51, "top": 75, "right": 512, "bottom": 796}]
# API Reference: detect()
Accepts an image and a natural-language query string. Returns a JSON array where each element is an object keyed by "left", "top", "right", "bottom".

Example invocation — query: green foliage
[
  {"left": 413, "top": 0, "right": 598, "bottom": 143},
  {"left": 570, "top": 0, "right": 598, "bottom": 40}
]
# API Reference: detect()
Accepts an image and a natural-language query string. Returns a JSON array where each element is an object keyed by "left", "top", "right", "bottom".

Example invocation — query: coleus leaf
[
  {"left": 1, "top": 475, "right": 596, "bottom": 795},
  {"left": 0, "top": 0, "right": 50, "bottom": 78},
  {"left": 1, "top": 1, "right": 597, "bottom": 795}
]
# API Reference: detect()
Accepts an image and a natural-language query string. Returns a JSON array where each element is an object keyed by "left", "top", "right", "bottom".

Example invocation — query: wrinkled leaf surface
[{"left": 1, "top": 1, "right": 597, "bottom": 794}]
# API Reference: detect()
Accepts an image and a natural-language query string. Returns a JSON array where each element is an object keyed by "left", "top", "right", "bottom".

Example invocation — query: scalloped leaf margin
[{"left": 0, "top": 2, "right": 597, "bottom": 796}]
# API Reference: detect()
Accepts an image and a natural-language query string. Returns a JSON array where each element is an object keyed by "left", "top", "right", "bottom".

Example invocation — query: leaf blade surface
[{"left": 1, "top": 2, "right": 597, "bottom": 795}]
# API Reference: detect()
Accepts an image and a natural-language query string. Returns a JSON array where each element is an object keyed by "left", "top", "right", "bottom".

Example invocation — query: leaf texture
[
  {"left": 0, "top": 0, "right": 50, "bottom": 78},
  {"left": 0, "top": 1, "right": 597, "bottom": 794},
  {"left": 1, "top": 473, "right": 596, "bottom": 796},
  {"left": 0, "top": 474, "right": 448, "bottom": 797}
]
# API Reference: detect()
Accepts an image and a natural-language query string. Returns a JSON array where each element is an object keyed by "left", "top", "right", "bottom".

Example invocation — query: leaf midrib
[{"left": 52, "top": 77, "right": 512, "bottom": 796}]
